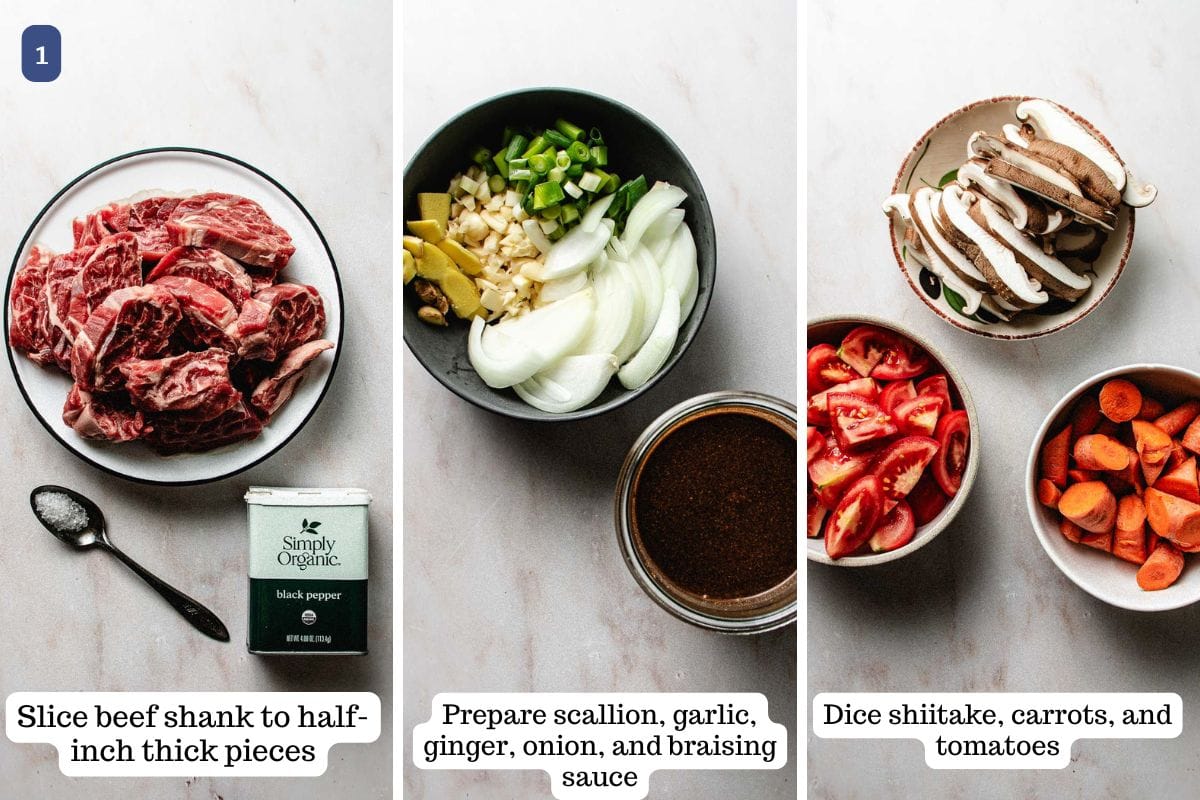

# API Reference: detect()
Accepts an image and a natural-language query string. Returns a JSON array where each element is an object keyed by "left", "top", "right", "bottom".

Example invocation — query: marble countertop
[
  {"left": 402, "top": 2, "right": 797, "bottom": 797},
  {"left": 809, "top": 1, "right": 1200, "bottom": 797},
  {"left": 0, "top": 2, "right": 392, "bottom": 798}
]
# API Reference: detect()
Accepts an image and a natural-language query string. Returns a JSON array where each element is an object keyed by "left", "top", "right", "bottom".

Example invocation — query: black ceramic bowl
[{"left": 403, "top": 87, "right": 716, "bottom": 421}]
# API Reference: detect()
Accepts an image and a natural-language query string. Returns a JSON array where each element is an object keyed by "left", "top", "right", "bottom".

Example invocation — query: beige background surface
[
  {"left": 0, "top": 2, "right": 393, "bottom": 797},
  {"left": 403, "top": 1, "right": 798, "bottom": 797}
]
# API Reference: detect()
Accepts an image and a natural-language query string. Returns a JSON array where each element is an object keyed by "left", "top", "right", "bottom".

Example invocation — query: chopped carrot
[
  {"left": 1155, "top": 456, "right": 1200, "bottom": 504},
  {"left": 1114, "top": 521, "right": 1148, "bottom": 564},
  {"left": 1058, "top": 481, "right": 1117, "bottom": 534},
  {"left": 1156, "top": 400, "right": 1200, "bottom": 437},
  {"left": 1183, "top": 415, "right": 1200, "bottom": 456},
  {"left": 1080, "top": 530, "right": 1113, "bottom": 552},
  {"left": 1117, "top": 494, "right": 1147, "bottom": 531},
  {"left": 1070, "top": 394, "right": 1103, "bottom": 440},
  {"left": 1041, "top": 426, "right": 1072, "bottom": 488},
  {"left": 1144, "top": 487, "right": 1200, "bottom": 549},
  {"left": 1137, "top": 396, "right": 1167, "bottom": 421},
  {"left": 1073, "top": 434, "right": 1131, "bottom": 471},
  {"left": 1166, "top": 441, "right": 1188, "bottom": 471},
  {"left": 1036, "top": 478, "right": 1063, "bottom": 507},
  {"left": 1059, "top": 518, "right": 1084, "bottom": 543},
  {"left": 1099, "top": 378, "right": 1142, "bottom": 423},
  {"left": 1068, "top": 468, "right": 1099, "bottom": 483},
  {"left": 1133, "top": 420, "right": 1173, "bottom": 485},
  {"left": 1147, "top": 530, "right": 1161, "bottom": 552},
  {"left": 1137, "top": 541, "right": 1185, "bottom": 591}
]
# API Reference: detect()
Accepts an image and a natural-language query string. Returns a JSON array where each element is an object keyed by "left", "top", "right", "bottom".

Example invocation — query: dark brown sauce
[{"left": 632, "top": 407, "right": 797, "bottom": 600}]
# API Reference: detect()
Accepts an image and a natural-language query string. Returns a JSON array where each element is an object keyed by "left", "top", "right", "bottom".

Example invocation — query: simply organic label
[{"left": 248, "top": 505, "right": 367, "bottom": 581}]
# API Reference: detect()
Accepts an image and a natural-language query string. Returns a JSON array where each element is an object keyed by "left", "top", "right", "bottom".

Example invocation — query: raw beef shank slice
[
  {"left": 166, "top": 193, "right": 295, "bottom": 269},
  {"left": 71, "top": 285, "right": 182, "bottom": 392}
]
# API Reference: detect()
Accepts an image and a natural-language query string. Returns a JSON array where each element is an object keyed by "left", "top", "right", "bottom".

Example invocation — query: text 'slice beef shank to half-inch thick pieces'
[
  {"left": 62, "top": 383, "right": 146, "bottom": 442},
  {"left": 146, "top": 246, "right": 254, "bottom": 310},
  {"left": 166, "top": 193, "right": 296, "bottom": 270},
  {"left": 64, "top": 233, "right": 142, "bottom": 339},
  {"left": 250, "top": 338, "right": 335, "bottom": 415},
  {"left": 149, "top": 275, "right": 239, "bottom": 352},
  {"left": 119, "top": 348, "right": 238, "bottom": 419},
  {"left": 70, "top": 284, "right": 182, "bottom": 392},
  {"left": 9, "top": 245, "right": 55, "bottom": 365},
  {"left": 233, "top": 283, "right": 326, "bottom": 362}
]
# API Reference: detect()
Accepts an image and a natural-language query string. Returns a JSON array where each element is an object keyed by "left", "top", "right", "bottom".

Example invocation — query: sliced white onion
[
  {"left": 620, "top": 184, "right": 687, "bottom": 251},
  {"left": 525, "top": 222, "right": 612, "bottom": 281},
  {"left": 467, "top": 316, "right": 543, "bottom": 389},
  {"left": 536, "top": 270, "right": 590, "bottom": 307},
  {"left": 628, "top": 245, "right": 664, "bottom": 356},
  {"left": 471, "top": 287, "right": 595, "bottom": 387},
  {"left": 580, "top": 194, "right": 616, "bottom": 232},
  {"left": 575, "top": 258, "right": 635, "bottom": 357},
  {"left": 611, "top": 259, "right": 644, "bottom": 364},
  {"left": 521, "top": 218, "right": 553, "bottom": 255},
  {"left": 514, "top": 353, "right": 619, "bottom": 414},
  {"left": 618, "top": 287, "right": 681, "bottom": 390},
  {"left": 642, "top": 208, "right": 686, "bottom": 263},
  {"left": 659, "top": 222, "right": 698, "bottom": 323}
]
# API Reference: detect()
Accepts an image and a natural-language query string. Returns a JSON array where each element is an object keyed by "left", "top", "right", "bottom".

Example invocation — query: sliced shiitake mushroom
[
  {"left": 970, "top": 195, "right": 1090, "bottom": 301},
  {"left": 940, "top": 185, "right": 1047, "bottom": 309}
]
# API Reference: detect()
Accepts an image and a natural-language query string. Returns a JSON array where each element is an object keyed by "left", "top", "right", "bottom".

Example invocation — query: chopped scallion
[
  {"left": 563, "top": 180, "right": 583, "bottom": 199},
  {"left": 529, "top": 153, "right": 551, "bottom": 175},
  {"left": 509, "top": 168, "right": 532, "bottom": 181},
  {"left": 504, "top": 134, "right": 529, "bottom": 163},
  {"left": 543, "top": 129, "right": 572, "bottom": 149},
  {"left": 522, "top": 135, "right": 547, "bottom": 159},
  {"left": 488, "top": 174, "right": 506, "bottom": 194},
  {"left": 555, "top": 151, "right": 571, "bottom": 169},
  {"left": 470, "top": 146, "right": 492, "bottom": 167},
  {"left": 492, "top": 151, "right": 510, "bottom": 179},
  {"left": 533, "top": 181, "right": 565, "bottom": 210},
  {"left": 565, "top": 163, "right": 584, "bottom": 179},
  {"left": 588, "top": 128, "right": 604, "bottom": 144},
  {"left": 589, "top": 145, "right": 608, "bottom": 167},
  {"left": 561, "top": 203, "right": 580, "bottom": 225},
  {"left": 578, "top": 171, "right": 603, "bottom": 193},
  {"left": 548, "top": 166, "right": 567, "bottom": 184},
  {"left": 568, "top": 141, "right": 590, "bottom": 163},
  {"left": 555, "top": 118, "right": 585, "bottom": 141},
  {"left": 540, "top": 206, "right": 561, "bottom": 222}
]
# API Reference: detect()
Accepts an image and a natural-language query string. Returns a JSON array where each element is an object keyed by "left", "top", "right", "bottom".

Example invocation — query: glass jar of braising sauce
[{"left": 615, "top": 391, "right": 797, "bottom": 633}]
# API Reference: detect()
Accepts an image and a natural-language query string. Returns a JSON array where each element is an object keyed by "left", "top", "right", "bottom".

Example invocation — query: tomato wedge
[
  {"left": 808, "top": 443, "right": 871, "bottom": 509},
  {"left": 894, "top": 394, "right": 944, "bottom": 437},
  {"left": 838, "top": 325, "right": 905, "bottom": 377},
  {"left": 807, "top": 343, "right": 857, "bottom": 393},
  {"left": 825, "top": 475, "right": 884, "bottom": 558},
  {"left": 807, "top": 426, "right": 826, "bottom": 463},
  {"left": 917, "top": 374, "right": 952, "bottom": 412},
  {"left": 829, "top": 393, "right": 898, "bottom": 450},
  {"left": 871, "top": 340, "right": 931, "bottom": 381},
  {"left": 879, "top": 379, "right": 916, "bottom": 415},
  {"left": 870, "top": 435, "right": 940, "bottom": 511},
  {"left": 907, "top": 472, "right": 950, "bottom": 525},
  {"left": 932, "top": 410, "right": 970, "bottom": 497},
  {"left": 869, "top": 500, "right": 915, "bottom": 552},
  {"left": 807, "top": 377, "right": 877, "bottom": 426},
  {"left": 807, "top": 493, "right": 828, "bottom": 539}
]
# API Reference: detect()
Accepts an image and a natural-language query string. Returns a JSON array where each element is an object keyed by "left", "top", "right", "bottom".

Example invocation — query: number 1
[{"left": 35, "top": 45, "right": 47, "bottom": 65}]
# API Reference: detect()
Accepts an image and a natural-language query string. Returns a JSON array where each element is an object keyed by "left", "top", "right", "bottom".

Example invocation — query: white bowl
[
  {"left": 1026, "top": 364, "right": 1200, "bottom": 611},
  {"left": 807, "top": 314, "right": 980, "bottom": 566},
  {"left": 888, "top": 96, "right": 1138, "bottom": 340}
]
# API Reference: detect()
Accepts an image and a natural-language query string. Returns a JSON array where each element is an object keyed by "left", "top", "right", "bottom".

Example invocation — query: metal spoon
[{"left": 30, "top": 485, "right": 230, "bottom": 642}]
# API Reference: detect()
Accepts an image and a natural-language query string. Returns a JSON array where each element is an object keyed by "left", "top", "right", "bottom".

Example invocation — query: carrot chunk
[
  {"left": 1137, "top": 396, "right": 1167, "bottom": 421},
  {"left": 1058, "top": 481, "right": 1117, "bottom": 534},
  {"left": 1041, "top": 426, "right": 1071, "bottom": 488},
  {"left": 1143, "top": 487, "right": 1200, "bottom": 550},
  {"left": 1137, "top": 541, "right": 1185, "bottom": 591},
  {"left": 1155, "top": 456, "right": 1200, "bottom": 504},
  {"left": 1036, "top": 478, "right": 1062, "bottom": 508},
  {"left": 1156, "top": 400, "right": 1200, "bottom": 437},
  {"left": 1099, "top": 379, "right": 1142, "bottom": 423},
  {"left": 1070, "top": 394, "right": 1103, "bottom": 440},
  {"left": 1059, "top": 517, "right": 1084, "bottom": 543},
  {"left": 1068, "top": 468, "right": 1099, "bottom": 483},
  {"left": 1183, "top": 415, "right": 1200, "bottom": 456},
  {"left": 1117, "top": 494, "right": 1147, "bottom": 531},
  {"left": 1133, "top": 420, "right": 1173, "bottom": 485},
  {"left": 1073, "top": 434, "right": 1131, "bottom": 471},
  {"left": 1080, "top": 530, "right": 1114, "bottom": 552},
  {"left": 1113, "top": 525, "right": 1148, "bottom": 565}
]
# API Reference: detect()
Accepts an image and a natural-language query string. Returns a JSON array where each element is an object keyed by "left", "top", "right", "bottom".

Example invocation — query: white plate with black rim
[{"left": 4, "top": 147, "right": 343, "bottom": 485}]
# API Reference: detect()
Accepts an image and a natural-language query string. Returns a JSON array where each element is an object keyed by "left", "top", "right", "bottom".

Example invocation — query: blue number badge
[{"left": 22, "top": 25, "right": 61, "bottom": 82}]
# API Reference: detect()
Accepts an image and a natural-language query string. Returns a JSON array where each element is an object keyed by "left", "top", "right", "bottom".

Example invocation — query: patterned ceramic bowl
[{"left": 887, "top": 96, "right": 1141, "bottom": 340}]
